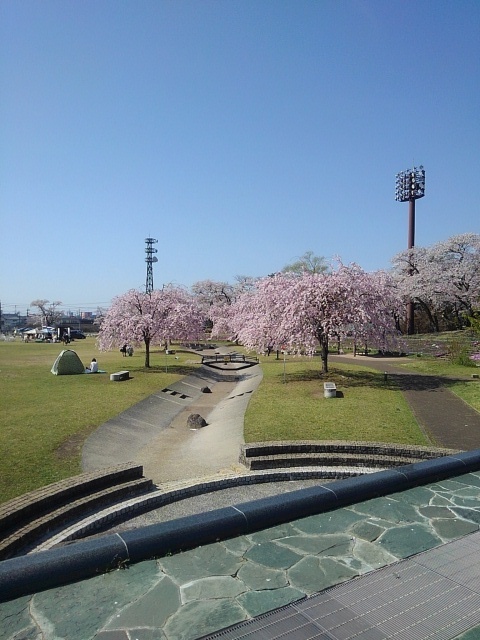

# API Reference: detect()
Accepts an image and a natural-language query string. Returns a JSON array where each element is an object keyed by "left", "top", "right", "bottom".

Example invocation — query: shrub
[{"left": 448, "top": 338, "right": 477, "bottom": 367}]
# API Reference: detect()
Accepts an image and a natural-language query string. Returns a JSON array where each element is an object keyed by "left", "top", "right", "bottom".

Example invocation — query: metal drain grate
[{"left": 199, "top": 531, "right": 480, "bottom": 640}]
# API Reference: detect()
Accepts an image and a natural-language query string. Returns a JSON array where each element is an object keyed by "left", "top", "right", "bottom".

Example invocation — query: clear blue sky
[{"left": 1, "top": 0, "right": 479, "bottom": 315}]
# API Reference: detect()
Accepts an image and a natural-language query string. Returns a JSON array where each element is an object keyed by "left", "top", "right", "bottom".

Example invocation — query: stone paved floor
[{"left": 3, "top": 471, "right": 480, "bottom": 640}]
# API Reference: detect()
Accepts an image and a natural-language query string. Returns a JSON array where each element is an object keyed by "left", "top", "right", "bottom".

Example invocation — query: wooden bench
[
  {"left": 110, "top": 370, "right": 129, "bottom": 381},
  {"left": 323, "top": 382, "right": 337, "bottom": 398}
]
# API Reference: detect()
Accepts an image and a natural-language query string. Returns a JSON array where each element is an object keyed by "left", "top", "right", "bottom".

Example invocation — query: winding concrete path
[
  {"left": 82, "top": 358, "right": 263, "bottom": 483},
  {"left": 134, "top": 370, "right": 263, "bottom": 483}
]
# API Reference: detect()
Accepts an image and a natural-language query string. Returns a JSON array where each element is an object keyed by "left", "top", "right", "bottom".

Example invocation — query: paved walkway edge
[{"left": 1, "top": 449, "right": 480, "bottom": 603}]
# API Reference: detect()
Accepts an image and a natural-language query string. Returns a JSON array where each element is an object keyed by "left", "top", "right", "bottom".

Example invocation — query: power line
[
  {"left": 2, "top": 301, "right": 112, "bottom": 308},
  {"left": 0, "top": 302, "right": 113, "bottom": 315}
]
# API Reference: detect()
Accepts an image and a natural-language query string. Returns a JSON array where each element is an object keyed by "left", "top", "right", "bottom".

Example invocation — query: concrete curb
[{"left": 1, "top": 450, "right": 480, "bottom": 603}]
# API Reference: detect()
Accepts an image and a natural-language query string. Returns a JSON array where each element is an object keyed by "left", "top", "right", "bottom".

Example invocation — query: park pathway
[
  {"left": 82, "top": 350, "right": 263, "bottom": 483},
  {"left": 330, "top": 354, "right": 480, "bottom": 450}
]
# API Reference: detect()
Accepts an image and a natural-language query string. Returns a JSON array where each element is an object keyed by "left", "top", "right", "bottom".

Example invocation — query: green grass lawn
[
  {"left": 244, "top": 356, "right": 430, "bottom": 445},
  {"left": 1, "top": 337, "right": 478, "bottom": 504},
  {"left": 0, "top": 339, "right": 201, "bottom": 502}
]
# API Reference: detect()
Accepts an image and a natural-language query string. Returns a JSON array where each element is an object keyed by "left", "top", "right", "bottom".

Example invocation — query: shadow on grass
[
  {"left": 387, "top": 372, "right": 475, "bottom": 392},
  {"left": 276, "top": 366, "right": 475, "bottom": 393},
  {"left": 126, "top": 364, "right": 201, "bottom": 376},
  {"left": 279, "top": 367, "right": 386, "bottom": 388}
]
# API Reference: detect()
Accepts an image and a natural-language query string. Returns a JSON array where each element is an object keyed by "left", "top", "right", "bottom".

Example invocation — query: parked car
[{"left": 70, "top": 330, "right": 86, "bottom": 340}]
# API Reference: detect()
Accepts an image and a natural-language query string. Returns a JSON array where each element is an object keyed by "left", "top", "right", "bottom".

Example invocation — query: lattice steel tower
[{"left": 145, "top": 237, "right": 158, "bottom": 294}]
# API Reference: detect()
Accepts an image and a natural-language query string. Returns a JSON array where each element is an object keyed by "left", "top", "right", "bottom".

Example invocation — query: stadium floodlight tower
[
  {"left": 395, "top": 165, "right": 425, "bottom": 335},
  {"left": 145, "top": 237, "right": 158, "bottom": 294}
]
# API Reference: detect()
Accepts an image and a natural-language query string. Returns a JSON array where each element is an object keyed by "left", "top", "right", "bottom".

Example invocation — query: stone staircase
[
  {"left": 0, "top": 463, "right": 153, "bottom": 560},
  {"left": 240, "top": 441, "right": 460, "bottom": 472}
]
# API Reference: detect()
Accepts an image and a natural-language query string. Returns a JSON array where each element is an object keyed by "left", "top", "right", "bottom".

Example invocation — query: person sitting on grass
[{"left": 87, "top": 358, "right": 98, "bottom": 373}]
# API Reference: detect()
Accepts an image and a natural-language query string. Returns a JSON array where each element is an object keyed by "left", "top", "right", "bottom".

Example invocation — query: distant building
[{"left": 1, "top": 313, "right": 24, "bottom": 332}]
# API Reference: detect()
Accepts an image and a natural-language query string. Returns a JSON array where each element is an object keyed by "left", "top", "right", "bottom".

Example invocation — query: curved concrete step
[
  {"left": 240, "top": 441, "right": 459, "bottom": 471},
  {"left": 30, "top": 467, "right": 380, "bottom": 553}
]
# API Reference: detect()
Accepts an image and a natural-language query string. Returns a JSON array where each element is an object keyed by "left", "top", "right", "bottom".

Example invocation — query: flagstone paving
[{"left": 3, "top": 471, "right": 480, "bottom": 640}]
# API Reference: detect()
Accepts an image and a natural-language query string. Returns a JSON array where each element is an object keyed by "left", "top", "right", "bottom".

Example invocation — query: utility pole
[{"left": 395, "top": 166, "right": 426, "bottom": 335}]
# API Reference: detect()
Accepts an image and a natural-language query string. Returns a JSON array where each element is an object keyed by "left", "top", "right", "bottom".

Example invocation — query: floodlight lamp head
[{"left": 395, "top": 166, "right": 425, "bottom": 202}]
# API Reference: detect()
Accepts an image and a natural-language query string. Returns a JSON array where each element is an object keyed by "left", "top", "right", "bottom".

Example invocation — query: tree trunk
[
  {"left": 320, "top": 336, "right": 328, "bottom": 374},
  {"left": 416, "top": 299, "right": 439, "bottom": 332},
  {"left": 144, "top": 337, "right": 151, "bottom": 368}
]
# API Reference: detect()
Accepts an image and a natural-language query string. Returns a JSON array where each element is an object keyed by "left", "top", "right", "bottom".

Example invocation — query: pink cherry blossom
[
  {"left": 211, "top": 262, "right": 403, "bottom": 373},
  {"left": 392, "top": 233, "right": 480, "bottom": 332},
  {"left": 97, "top": 287, "right": 204, "bottom": 367}
]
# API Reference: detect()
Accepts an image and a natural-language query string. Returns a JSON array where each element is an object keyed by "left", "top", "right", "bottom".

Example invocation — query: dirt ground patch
[{"left": 56, "top": 433, "right": 85, "bottom": 460}]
